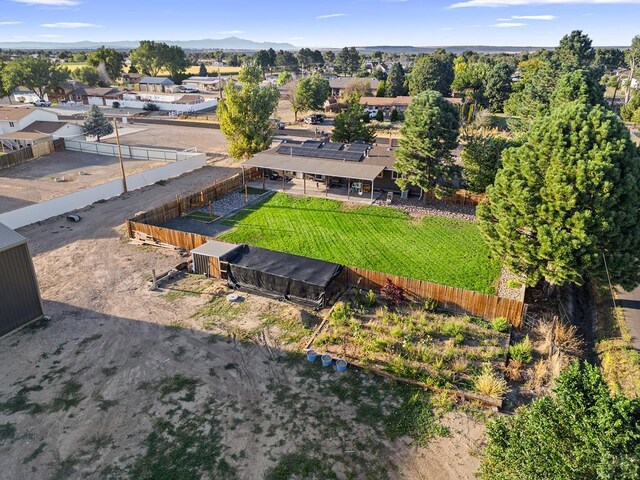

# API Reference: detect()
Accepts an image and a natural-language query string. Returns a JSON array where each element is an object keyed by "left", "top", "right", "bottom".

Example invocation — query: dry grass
[
  {"left": 503, "top": 359, "right": 523, "bottom": 382},
  {"left": 535, "top": 317, "right": 582, "bottom": 356},
  {"left": 473, "top": 365, "right": 508, "bottom": 399}
]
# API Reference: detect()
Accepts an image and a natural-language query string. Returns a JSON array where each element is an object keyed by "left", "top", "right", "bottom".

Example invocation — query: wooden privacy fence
[
  {"left": 128, "top": 168, "right": 261, "bottom": 227},
  {"left": 127, "top": 222, "right": 212, "bottom": 251},
  {"left": 339, "top": 266, "right": 524, "bottom": 326},
  {"left": 0, "top": 146, "right": 34, "bottom": 170},
  {"left": 425, "top": 189, "right": 486, "bottom": 206}
]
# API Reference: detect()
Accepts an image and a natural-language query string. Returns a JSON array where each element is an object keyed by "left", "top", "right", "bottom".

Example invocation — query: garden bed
[{"left": 309, "top": 289, "right": 511, "bottom": 404}]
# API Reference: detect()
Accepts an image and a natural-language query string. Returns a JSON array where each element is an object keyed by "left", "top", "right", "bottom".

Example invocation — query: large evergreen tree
[
  {"left": 549, "top": 69, "right": 605, "bottom": 109},
  {"left": 83, "top": 105, "right": 113, "bottom": 142},
  {"left": 554, "top": 30, "right": 596, "bottom": 71},
  {"left": 478, "top": 100, "right": 640, "bottom": 289},
  {"left": 461, "top": 135, "right": 515, "bottom": 193},
  {"left": 218, "top": 60, "right": 279, "bottom": 160},
  {"left": 385, "top": 62, "right": 407, "bottom": 97},
  {"left": 331, "top": 95, "right": 376, "bottom": 144},
  {"left": 481, "top": 361, "right": 640, "bottom": 480},
  {"left": 409, "top": 51, "right": 455, "bottom": 96},
  {"left": 484, "top": 62, "right": 512, "bottom": 113},
  {"left": 393, "top": 90, "right": 460, "bottom": 198}
]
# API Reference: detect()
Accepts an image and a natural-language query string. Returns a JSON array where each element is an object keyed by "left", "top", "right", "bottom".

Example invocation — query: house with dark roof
[
  {"left": 329, "top": 77, "right": 381, "bottom": 98},
  {"left": 137, "top": 77, "right": 175, "bottom": 93},
  {"left": 242, "top": 139, "right": 417, "bottom": 203},
  {"left": 68, "top": 87, "right": 122, "bottom": 106},
  {"left": 19, "top": 120, "right": 84, "bottom": 139}
]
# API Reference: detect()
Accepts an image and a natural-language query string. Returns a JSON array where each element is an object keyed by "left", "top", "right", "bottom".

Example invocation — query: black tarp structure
[{"left": 224, "top": 245, "right": 343, "bottom": 308}]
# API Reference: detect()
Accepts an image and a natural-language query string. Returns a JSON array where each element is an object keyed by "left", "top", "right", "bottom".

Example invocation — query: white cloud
[
  {"left": 315, "top": 13, "right": 349, "bottom": 19},
  {"left": 491, "top": 21, "right": 528, "bottom": 26},
  {"left": 13, "top": 0, "right": 80, "bottom": 5},
  {"left": 39, "top": 34, "right": 61, "bottom": 37},
  {"left": 216, "top": 30, "right": 244, "bottom": 35},
  {"left": 40, "top": 22, "right": 99, "bottom": 28},
  {"left": 512, "top": 14, "right": 557, "bottom": 19},
  {"left": 0, "top": 21, "right": 22, "bottom": 25},
  {"left": 450, "top": 0, "right": 640, "bottom": 8}
]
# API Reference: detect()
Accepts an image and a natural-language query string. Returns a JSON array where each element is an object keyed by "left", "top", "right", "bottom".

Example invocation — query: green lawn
[{"left": 218, "top": 193, "right": 500, "bottom": 294}]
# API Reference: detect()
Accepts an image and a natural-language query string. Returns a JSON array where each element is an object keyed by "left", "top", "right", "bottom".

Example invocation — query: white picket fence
[{"left": 0, "top": 149, "right": 207, "bottom": 230}]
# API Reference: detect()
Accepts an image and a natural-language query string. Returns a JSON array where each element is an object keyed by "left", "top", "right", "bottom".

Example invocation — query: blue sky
[{"left": 0, "top": 0, "right": 639, "bottom": 47}]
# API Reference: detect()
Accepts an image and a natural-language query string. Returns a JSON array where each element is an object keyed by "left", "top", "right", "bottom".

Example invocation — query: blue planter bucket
[
  {"left": 321, "top": 354, "right": 332, "bottom": 367},
  {"left": 306, "top": 349, "right": 318, "bottom": 363},
  {"left": 336, "top": 359, "right": 348, "bottom": 373}
]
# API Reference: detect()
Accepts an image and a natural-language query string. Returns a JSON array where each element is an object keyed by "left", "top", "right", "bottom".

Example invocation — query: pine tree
[
  {"left": 393, "top": 90, "right": 460, "bottom": 198},
  {"left": 484, "top": 62, "right": 512, "bottom": 113},
  {"left": 331, "top": 95, "right": 376, "bottom": 144},
  {"left": 478, "top": 101, "right": 640, "bottom": 289},
  {"left": 198, "top": 62, "right": 208, "bottom": 77},
  {"left": 461, "top": 135, "right": 516, "bottom": 193},
  {"left": 385, "top": 63, "right": 406, "bottom": 97},
  {"left": 83, "top": 105, "right": 113, "bottom": 142}
]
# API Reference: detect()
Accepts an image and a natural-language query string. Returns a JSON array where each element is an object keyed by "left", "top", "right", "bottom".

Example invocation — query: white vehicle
[
  {"left": 181, "top": 87, "right": 200, "bottom": 94},
  {"left": 33, "top": 99, "right": 52, "bottom": 107}
]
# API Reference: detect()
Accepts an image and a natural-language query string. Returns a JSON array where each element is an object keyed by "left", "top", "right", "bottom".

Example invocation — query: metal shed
[
  {"left": 0, "top": 222, "right": 43, "bottom": 337},
  {"left": 191, "top": 240, "right": 243, "bottom": 278}
]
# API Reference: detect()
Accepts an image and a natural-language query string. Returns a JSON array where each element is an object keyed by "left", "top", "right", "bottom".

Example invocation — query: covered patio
[{"left": 242, "top": 152, "right": 386, "bottom": 204}]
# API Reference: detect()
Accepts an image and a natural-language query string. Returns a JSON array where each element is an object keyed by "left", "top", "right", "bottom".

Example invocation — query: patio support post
[
  {"left": 347, "top": 178, "right": 350, "bottom": 199},
  {"left": 303, "top": 175, "right": 306, "bottom": 195},
  {"left": 282, "top": 173, "right": 285, "bottom": 192},
  {"left": 262, "top": 168, "right": 265, "bottom": 189},
  {"left": 326, "top": 176, "right": 329, "bottom": 197},
  {"left": 242, "top": 165, "right": 247, "bottom": 204},
  {"left": 371, "top": 179, "right": 374, "bottom": 203}
]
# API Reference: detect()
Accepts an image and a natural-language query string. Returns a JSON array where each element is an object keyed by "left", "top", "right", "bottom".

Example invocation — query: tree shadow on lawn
[{"left": 0, "top": 300, "right": 461, "bottom": 480}]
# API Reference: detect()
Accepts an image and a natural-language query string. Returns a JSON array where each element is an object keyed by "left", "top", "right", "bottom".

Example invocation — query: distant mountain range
[
  {"left": 0, "top": 37, "right": 625, "bottom": 53},
  {"left": 0, "top": 37, "right": 297, "bottom": 51}
]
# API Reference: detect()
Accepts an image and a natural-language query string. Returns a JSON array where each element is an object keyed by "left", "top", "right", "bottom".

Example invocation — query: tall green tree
[
  {"left": 72, "top": 65, "right": 103, "bottom": 87},
  {"left": 461, "top": 135, "right": 515, "bottom": 193},
  {"left": 163, "top": 45, "right": 189, "bottom": 80},
  {"left": 595, "top": 48, "right": 625, "bottom": 70},
  {"left": 484, "top": 62, "right": 512, "bottom": 113},
  {"left": 275, "top": 50, "right": 298, "bottom": 71},
  {"left": 130, "top": 41, "right": 166, "bottom": 76},
  {"left": 409, "top": 51, "right": 455, "bottom": 96},
  {"left": 481, "top": 361, "right": 640, "bottom": 480},
  {"left": 385, "top": 62, "right": 407, "bottom": 97},
  {"left": 217, "top": 61, "right": 280, "bottom": 160},
  {"left": 393, "top": 90, "right": 460, "bottom": 198},
  {"left": 505, "top": 57, "right": 557, "bottom": 121},
  {"left": 478, "top": 101, "right": 640, "bottom": 288},
  {"left": 625, "top": 35, "right": 640, "bottom": 104},
  {"left": 2, "top": 57, "right": 69, "bottom": 100},
  {"left": 198, "top": 62, "right": 208, "bottom": 77},
  {"left": 334, "top": 47, "right": 361, "bottom": 76},
  {"left": 83, "top": 105, "right": 113, "bottom": 142},
  {"left": 554, "top": 30, "right": 596, "bottom": 71},
  {"left": 331, "top": 95, "right": 376, "bottom": 144},
  {"left": 277, "top": 71, "right": 292, "bottom": 86},
  {"left": 291, "top": 74, "right": 330, "bottom": 120},
  {"left": 0, "top": 62, "right": 10, "bottom": 102},
  {"left": 549, "top": 69, "right": 605, "bottom": 109},
  {"left": 86, "top": 46, "right": 124, "bottom": 82},
  {"left": 621, "top": 93, "right": 640, "bottom": 124}
]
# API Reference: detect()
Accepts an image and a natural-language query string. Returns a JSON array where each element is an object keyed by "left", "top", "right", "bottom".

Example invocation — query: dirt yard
[
  {"left": 0, "top": 165, "right": 486, "bottom": 479},
  {"left": 103, "top": 122, "right": 230, "bottom": 157},
  {"left": 0, "top": 150, "right": 167, "bottom": 214}
]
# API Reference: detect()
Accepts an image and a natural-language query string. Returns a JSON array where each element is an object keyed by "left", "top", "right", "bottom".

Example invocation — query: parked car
[
  {"left": 268, "top": 170, "right": 291, "bottom": 181},
  {"left": 313, "top": 114, "right": 326, "bottom": 123},
  {"left": 270, "top": 118, "right": 285, "bottom": 130},
  {"left": 304, "top": 116, "right": 317, "bottom": 125},
  {"left": 33, "top": 99, "right": 51, "bottom": 107},
  {"left": 364, "top": 108, "right": 378, "bottom": 119},
  {"left": 181, "top": 87, "right": 199, "bottom": 93}
]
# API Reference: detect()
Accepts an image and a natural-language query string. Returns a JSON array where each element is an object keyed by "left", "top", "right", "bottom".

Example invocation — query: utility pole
[{"left": 113, "top": 117, "right": 128, "bottom": 193}]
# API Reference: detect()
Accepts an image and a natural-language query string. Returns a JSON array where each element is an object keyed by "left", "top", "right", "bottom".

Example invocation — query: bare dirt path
[{"left": 0, "top": 164, "right": 484, "bottom": 479}]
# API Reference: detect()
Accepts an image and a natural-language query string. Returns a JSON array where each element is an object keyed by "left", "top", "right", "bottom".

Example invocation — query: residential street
[{"left": 616, "top": 287, "right": 640, "bottom": 350}]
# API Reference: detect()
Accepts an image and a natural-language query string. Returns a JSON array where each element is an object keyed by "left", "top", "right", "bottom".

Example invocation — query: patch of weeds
[
  {"left": 506, "top": 279, "right": 522, "bottom": 289},
  {"left": 156, "top": 375, "right": 200, "bottom": 402},
  {"left": 101, "top": 365, "right": 118, "bottom": 377},
  {"left": 491, "top": 317, "right": 510, "bottom": 333},
  {"left": 167, "top": 320, "right": 186, "bottom": 329},
  {"left": 76, "top": 333, "right": 102, "bottom": 354},
  {"left": 386, "top": 387, "right": 448, "bottom": 445},
  {"left": 224, "top": 363, "right": 238, "bottom": 370},
  {"left": 50, "top": 380, "right": 84, "bottom": 412},
  {"left": 50, "top": 456, "right": 79, "bottom": 479},
  {"left": 23, "top": 442, "right": 46, "bottom": 464},
  {"left": 509, "top": 336, "right": 533, "bottom": 364},
  {"left": 0, "top": 423, "right": 16, "bottom": 442},
  {"left": 21, "top": 317, "right": 50, "bottom": 334},
  {"left": 42, "top": 365, "right": 68, "bottom": 383},
  {"left": 259, "top": 311, "right": 311, "bottom": 345},
  {"left": 53, "top": 342, "right": 67, "bottom": 356},
  {"left": 194, "top": 295, "right": 249, "bottom": 328},
  {"left": 126, "top": 404, "right": 233, "bottom": 480},
  {"left": 93, "top": 392, "right": 119, "bottom": 412},
  {"left": 173, "top": 346, "right": 187, "bottom": 360},
  {"left": 265, "top": 451, "right": 337, "bottom": 480},
  {"left": 0, "top": 385, "right": 44, "bottom": 414}
]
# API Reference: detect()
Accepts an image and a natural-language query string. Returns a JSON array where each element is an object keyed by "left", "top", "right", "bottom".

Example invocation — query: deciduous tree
[
  {"left": 291, "top": 74, "right": 330, "bottom": 120},
  {"left": 409, "top": 51, "right": 455, "bottom": 96},
  {"left": 87, "top": 46, "right": 124, "bottom": 82},
  {"left": 393, "top": 90, "right": 460, "bottom": 198},
  {"left": 217, "top": 60, "right": 280, "bottom": 160},
  {"left": 625, "top": 35, "right": 640, "bottom": 104},
  {"left": 478, "top": 101, "right": 640, "bottom": 288},
  {"left": 2, "top": 57, "right": 69, "bottom": 100}
]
